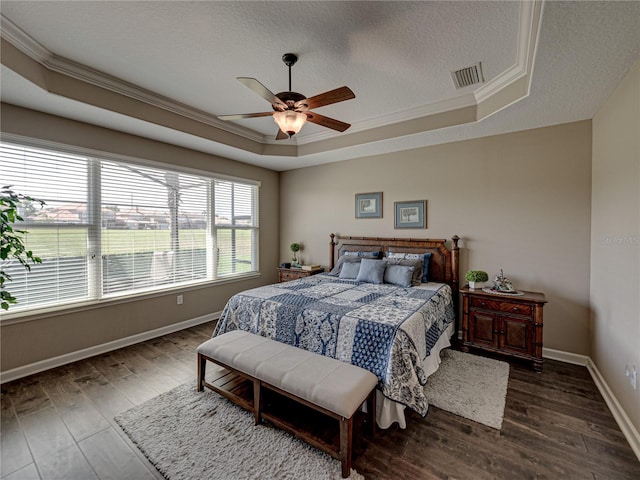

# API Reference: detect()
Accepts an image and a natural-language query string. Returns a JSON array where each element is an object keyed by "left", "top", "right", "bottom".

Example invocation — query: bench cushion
[{"left": 197, "top": 330, "right": 378, "bottom": 418}]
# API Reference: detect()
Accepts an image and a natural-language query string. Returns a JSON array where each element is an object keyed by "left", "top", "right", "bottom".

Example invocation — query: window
[{"left": 1, "top": 141, "right": 259, "bottom": 313}]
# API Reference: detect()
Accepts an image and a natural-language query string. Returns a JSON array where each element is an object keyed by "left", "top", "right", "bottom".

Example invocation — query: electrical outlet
[
  {"left": 625, "top": 364, "right": 637, "bottom": 390},
  {"left": 177, "top": 294, "right": 183, "bottom": 305}
]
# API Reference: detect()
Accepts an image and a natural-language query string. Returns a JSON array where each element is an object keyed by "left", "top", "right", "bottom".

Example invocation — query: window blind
[
  {"left": 215, "top": 180, "right": 258, "bottom": 277},
  {"left": 1, "top": 144, "right": 92, "bottom": 310},
  {"left": 1, "top": 141, "right": 259, "bottom": 314},
  {"left": 100, "top": 161, "right": 211, "bottom": 296}
]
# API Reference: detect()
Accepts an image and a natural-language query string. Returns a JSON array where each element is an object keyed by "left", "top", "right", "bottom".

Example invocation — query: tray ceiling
[{"left": 1, "top": 1, "right": 639, "bottom": 171}]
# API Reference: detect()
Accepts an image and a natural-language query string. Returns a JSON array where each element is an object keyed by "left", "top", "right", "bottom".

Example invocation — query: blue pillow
[
  {"left": 356, "top": 259, "right": 386, "bottom": 284},
  {"left": 387, "top": 251, "right": 432, "bottom": 283},
  {"left": 329, "top": 256, "right": 361, "bottom": 275},
  {"left": 339, "top": 261, "right": 361, "bottom": 279},
  {"left": 420, "top": 252, "right": 432, "bottom": 282},
  {"left": 386, "top": 258, "right": 423, "bottom": 286},
  {"left": 384, "top": 265, "right": 414, "bottom": 288}
]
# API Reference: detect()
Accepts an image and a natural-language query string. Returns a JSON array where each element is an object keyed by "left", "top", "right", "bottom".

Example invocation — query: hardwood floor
[{"left": 2, "top": 320, "right": 639, "bottom": 479}]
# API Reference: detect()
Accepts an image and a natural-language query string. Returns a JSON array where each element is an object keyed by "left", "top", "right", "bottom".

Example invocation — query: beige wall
[
  {"left": 0, "top": 104, "right": 280, "bottom": 373},
  {"left": 591, "top": 60, "right": 640, "bottom": 430},
  {"left": 280, "top": 120, "right": 592, "bottom": 355}
]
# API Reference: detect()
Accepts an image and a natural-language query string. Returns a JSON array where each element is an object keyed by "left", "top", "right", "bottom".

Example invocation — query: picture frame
[
  {"left": 355, "top": 192, "right": 383, "bottom": 218},
  {"left": 394, "top": 200, "right": 427, "bottom": 229}
]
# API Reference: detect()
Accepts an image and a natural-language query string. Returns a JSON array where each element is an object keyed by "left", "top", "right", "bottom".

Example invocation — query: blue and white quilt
[{"left": 213, "top": 274, "right": 455, "bottom": 416}]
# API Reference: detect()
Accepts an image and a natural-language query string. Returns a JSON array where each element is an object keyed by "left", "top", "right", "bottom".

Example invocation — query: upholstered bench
[{"left": 197, "top": 330, "right": 378, "bottom": 478}]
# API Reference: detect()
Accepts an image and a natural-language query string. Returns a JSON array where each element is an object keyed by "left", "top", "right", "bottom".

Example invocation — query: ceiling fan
[{"left": 217, "top": 53, "right": 355, "bottom": 140}]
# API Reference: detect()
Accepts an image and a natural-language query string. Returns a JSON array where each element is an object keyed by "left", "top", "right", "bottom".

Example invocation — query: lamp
[{"left": 273, "top": 110, "right": 307, "bottom": 137}]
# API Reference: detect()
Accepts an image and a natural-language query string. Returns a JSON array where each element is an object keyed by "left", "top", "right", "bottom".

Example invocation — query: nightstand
[
  {"left": 277, "top": 267, "right": 324, "bottom": 283},
  {"left": 460, "top": 287, "right": 547, "bottom": 371}
]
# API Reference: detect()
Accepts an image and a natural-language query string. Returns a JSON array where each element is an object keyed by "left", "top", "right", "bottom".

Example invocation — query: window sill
[{"left": 0, "top": 272, "right": 261, "bottom": 326}]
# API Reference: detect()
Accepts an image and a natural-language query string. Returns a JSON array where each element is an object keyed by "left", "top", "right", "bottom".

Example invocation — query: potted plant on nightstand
[
  {"left": 290, "top": 242, "right": 301, "bottom": 267},
  {"left": 465, "top": 270, "right": 489, "bottom": 289}
]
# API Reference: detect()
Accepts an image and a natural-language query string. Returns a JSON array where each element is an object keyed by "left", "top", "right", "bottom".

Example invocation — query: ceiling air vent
[{"left": 451, "top": 62, "right": 485, "bottom": 89}]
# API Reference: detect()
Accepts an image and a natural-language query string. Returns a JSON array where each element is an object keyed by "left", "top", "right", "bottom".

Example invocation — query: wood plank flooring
[{"left": 2, "top": 320, "right": 639, "bottom": 479}]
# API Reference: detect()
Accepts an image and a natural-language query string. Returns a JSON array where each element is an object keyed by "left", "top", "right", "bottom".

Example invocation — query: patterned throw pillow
[
  {"left": 387, "top": 251, "right": 432, "bottom": 283},
  {"left": 342, "top": 250, "right": 381, "bottom": 258}
]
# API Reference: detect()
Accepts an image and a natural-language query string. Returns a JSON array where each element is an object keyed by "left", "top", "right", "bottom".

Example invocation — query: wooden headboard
[{"left": 329, "top": 233, "right": 461, "bottom": 296}]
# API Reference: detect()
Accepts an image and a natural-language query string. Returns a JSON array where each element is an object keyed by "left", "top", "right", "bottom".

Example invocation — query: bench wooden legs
[
  {"left": 197, "top": 353, "right": 376, "bottom": 479},
  {"left": 367, "top": 388, "right": 377, "bottom": 436},
  {"left": 339, "top": 417, "right": 353, "bottom": 478},
  {"left": 253, "top": 380, "right": 262, "bottom": 426},
  {"left": 338, "top": 390, "right": 376, "bottom": 478},
  {"left": 197, "top": 352, "right": 206, "bottom": 392}
]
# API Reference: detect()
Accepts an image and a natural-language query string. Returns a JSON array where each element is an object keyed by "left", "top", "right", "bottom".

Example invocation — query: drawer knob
[
  {"left": 481, "top": 302, "right": 487, "bottom": 307},
  {"left": 513, "top": 307, "right": 519, "bottom": 312}
]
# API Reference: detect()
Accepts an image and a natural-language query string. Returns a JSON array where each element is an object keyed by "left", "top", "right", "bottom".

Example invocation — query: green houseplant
[
  {"left": 465, "top": 270, "right": 489, "bottom": 289},
  {"left": 1, "top": 186, "right": 45, "bottom": 310},
  {"left": 290, "top": 242, "right": 301, "bottom": 267}
]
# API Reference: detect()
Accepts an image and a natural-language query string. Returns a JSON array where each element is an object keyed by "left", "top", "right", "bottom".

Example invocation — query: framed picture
[
  {"left": 355, "top": 192, "right": 382, "bottom": 218},
  {"left": 394, "top": 200, "right": 427, "bottom": 229}
]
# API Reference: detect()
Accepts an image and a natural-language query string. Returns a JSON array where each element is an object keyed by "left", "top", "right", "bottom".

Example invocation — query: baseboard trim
[
  {"left": 542, "top": 347, "right": 589, "bottom": 366},
  {"left": 2, "top": 322, "right": 638, "bottom": 461},
  {"left": 543, "top": 347, "right": 639, "bottom": 460},
  {"left": 0, "top": 312, "right": 221, "bottom": 384},
  {"left": 586, "top": 358, "right": 640, "bottom": 461}
]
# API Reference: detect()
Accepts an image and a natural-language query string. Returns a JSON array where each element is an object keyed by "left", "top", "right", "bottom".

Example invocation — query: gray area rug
[
  {"left": 115, "top": 349, "right": 509, "bottom": 479},
  {"left": 424, "top": 349, "right": 510, "bottom": 429}
]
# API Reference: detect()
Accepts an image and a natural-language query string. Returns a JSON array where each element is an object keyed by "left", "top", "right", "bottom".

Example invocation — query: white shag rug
[
  {"left": 115, "top": 383, "right": 365, "bottom": 480},
  {"left": 424, "top": 349, "right": 510, "bottom": 429},
  {"left": 115, "top": 349, "right": 509, "bottom": 479}
]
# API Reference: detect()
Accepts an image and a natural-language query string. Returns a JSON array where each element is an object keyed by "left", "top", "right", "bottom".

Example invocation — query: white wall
[
  {"left": 280, "top": 120, "right": 592, "bottom": 355},
  {"left": 591, "top": 59, "right": 640, "bottom": 431}
]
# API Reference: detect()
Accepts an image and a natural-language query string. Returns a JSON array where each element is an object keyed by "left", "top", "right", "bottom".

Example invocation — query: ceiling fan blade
[
  {"left": 305, "top": 112, "right": 351, "bottom": 132},
  {"left": 275, "top": 129, "right": 289, "bottom": 140},
  {"left": 218, "top": 112, "right": 274, "bottom": 121},
  {"left": 295, "top": 86, "right": 355, "bottom": 111},
  {"left": 237, "top": 77, "right": 287, "bottom": 109}
]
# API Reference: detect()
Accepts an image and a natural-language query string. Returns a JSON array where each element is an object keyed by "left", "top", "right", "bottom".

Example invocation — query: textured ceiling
[{"left": 1, "top": 1, "right": 639, "bottom": 171}]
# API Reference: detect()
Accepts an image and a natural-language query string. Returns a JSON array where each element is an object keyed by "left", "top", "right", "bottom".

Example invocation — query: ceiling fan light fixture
[
  {"left": 219, "top": 53, "right": 354, "bottom": 140},
  {"left": 273, "top": 110, "right": 307, "bottom": 137}
]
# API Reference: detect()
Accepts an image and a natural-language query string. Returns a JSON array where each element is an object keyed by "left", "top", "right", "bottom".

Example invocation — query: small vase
[{"left": 469, "top": 281, "right": 486, "bottom": 289}]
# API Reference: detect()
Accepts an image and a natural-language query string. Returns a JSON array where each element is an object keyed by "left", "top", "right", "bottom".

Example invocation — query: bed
[{"left": 213, "top": 234, "right": 460, "bottom": 428}]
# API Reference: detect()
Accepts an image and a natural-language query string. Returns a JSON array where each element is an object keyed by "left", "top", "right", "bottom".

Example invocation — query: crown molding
[
  {"left": 1, "top": 1, "right": 543, "bottom": 154},
  {"left": 299, "top": 0, "right": 543, "bottom": 145},
  {"left": 0, "top": 14, "right": 267, "bottom": 144},
  {"left": 296, "top": 93, "right": 478, "bottom": 145},
  {"left": 474, "top": 0, "right": 542, "bottom": 104},
  {"left": 0, "top": 14, "right": 50, "bottom": 63}
]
